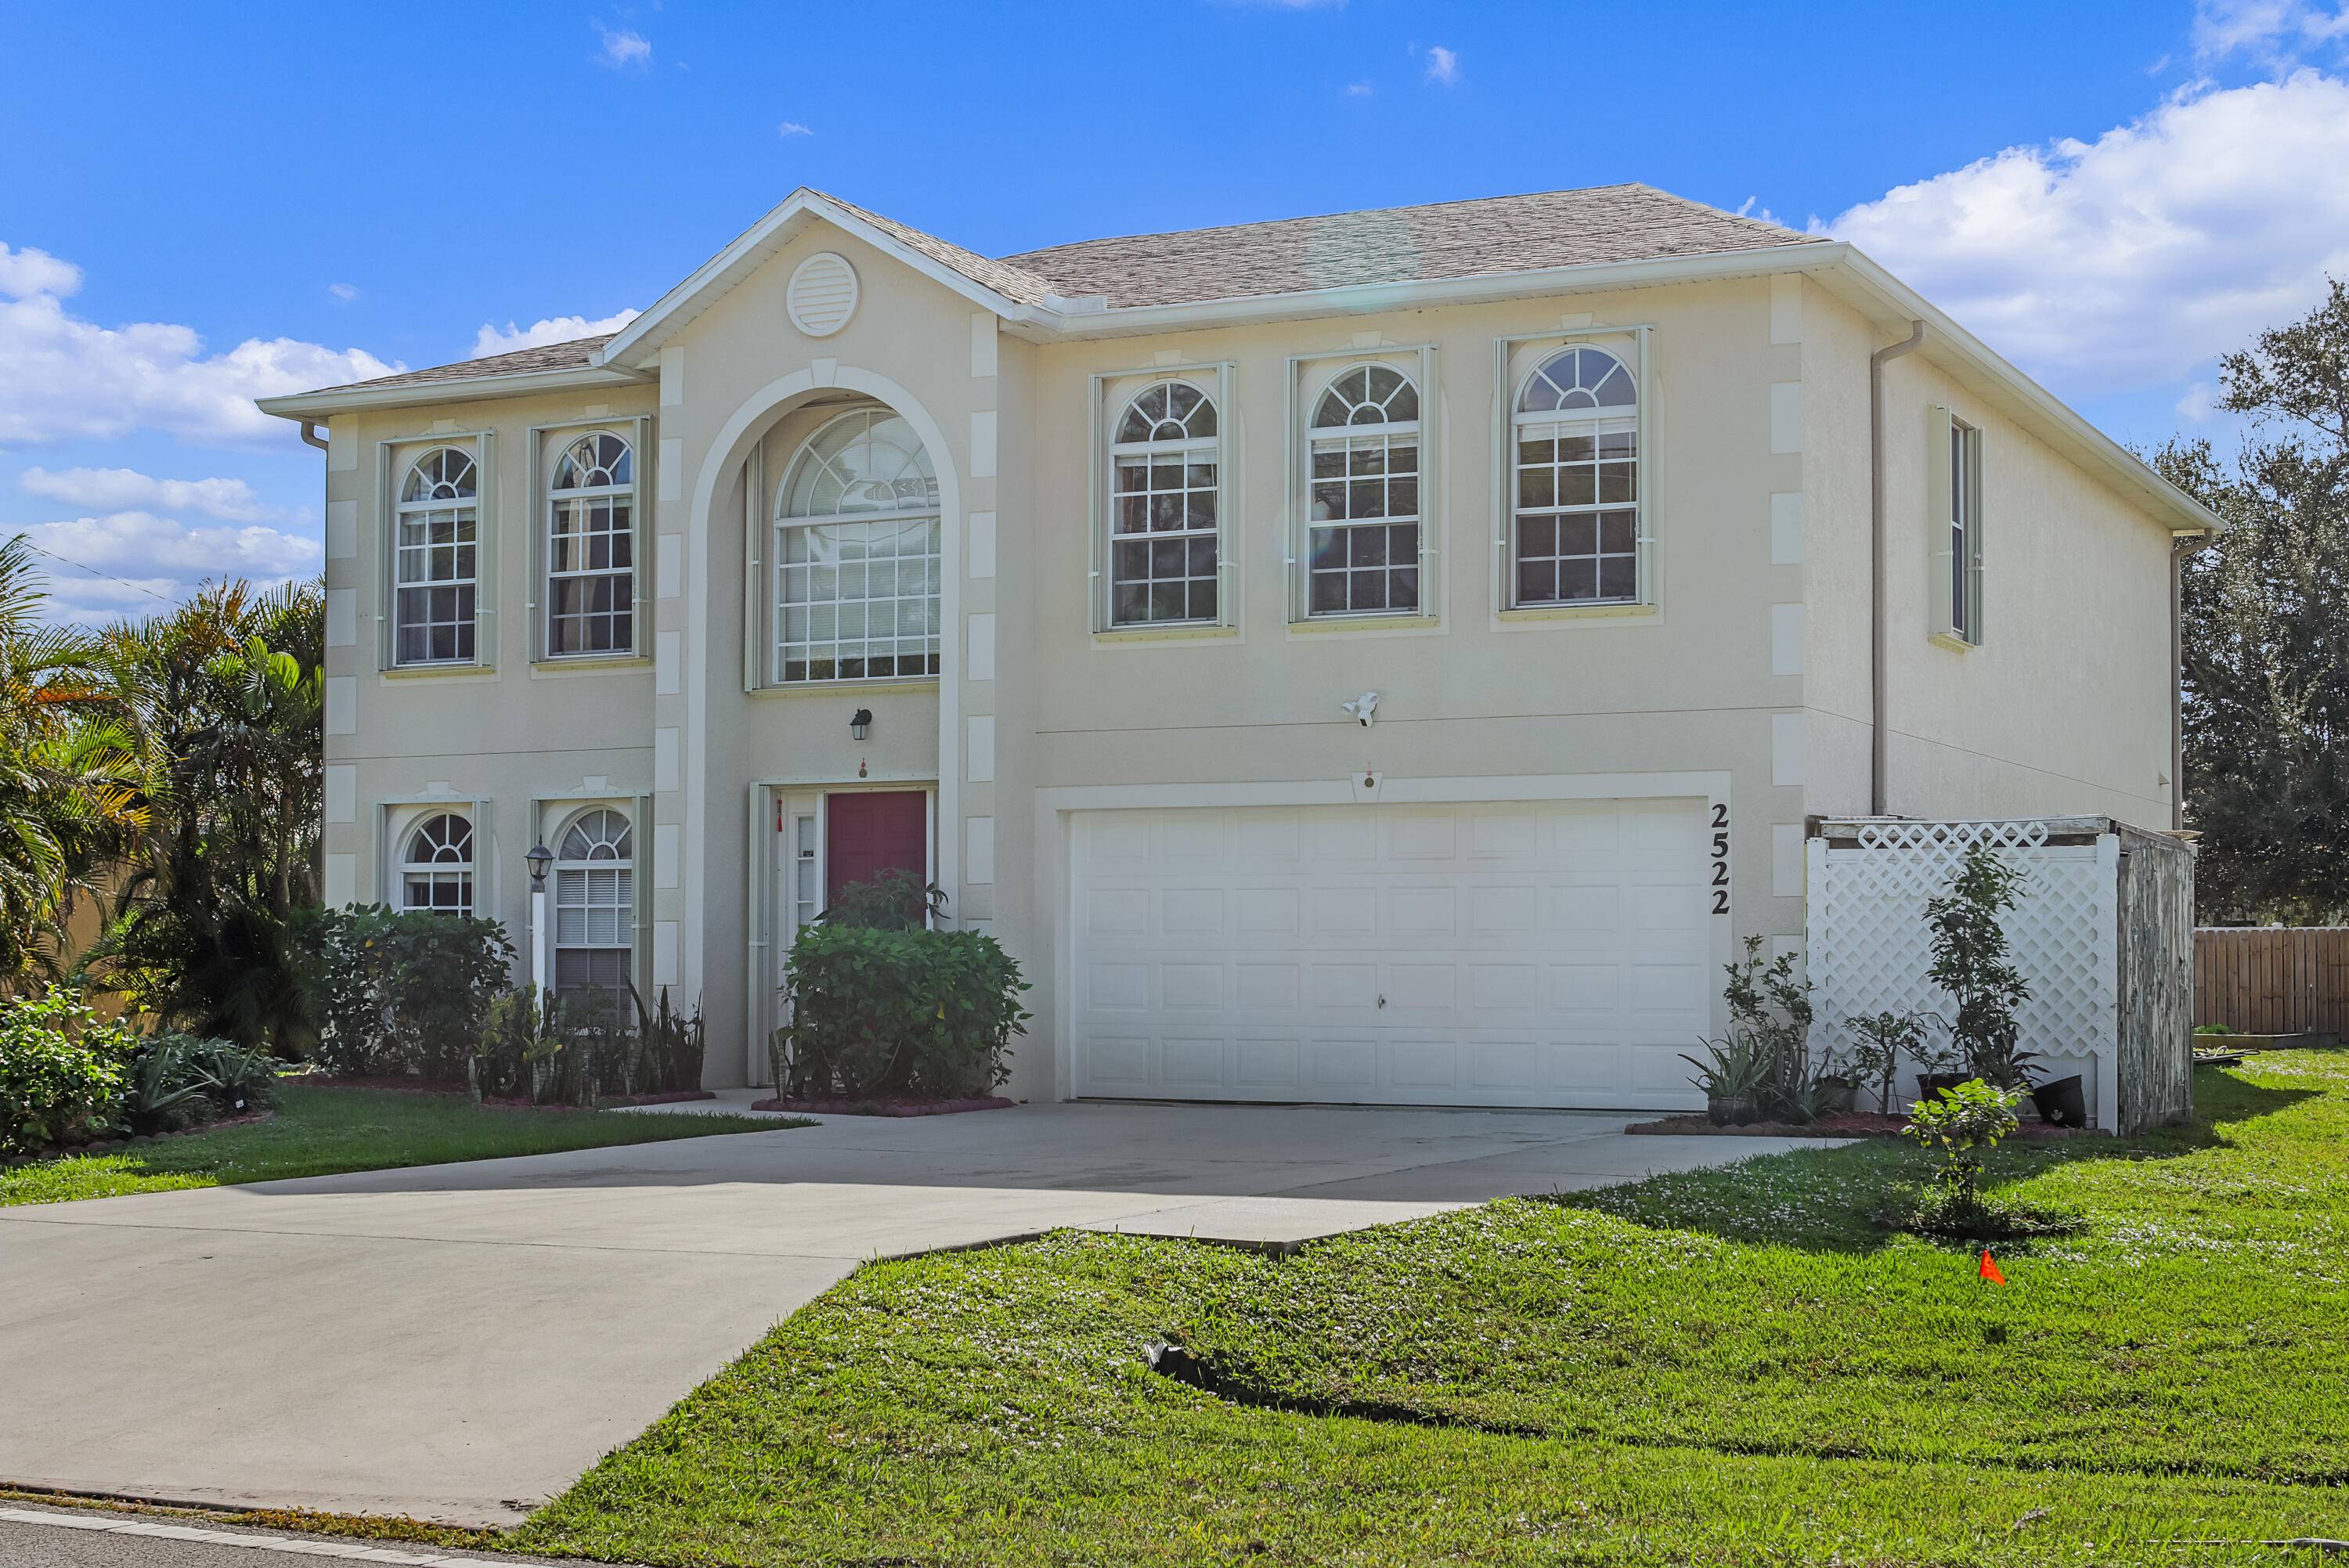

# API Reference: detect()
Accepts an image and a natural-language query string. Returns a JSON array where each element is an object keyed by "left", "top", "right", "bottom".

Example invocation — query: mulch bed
[
  {"left": 1626, "top": 1110, "right": 2094, "bottom": 1140},
  {"left": 288, "top": 1076, "right": 715, "bottom": 1112},
  {"left": 4, "top": 1109, "right": 277, "bottom": 1166},
  {"left": 749, "top": 1094, "right": 1016, "bottom": 1118}
]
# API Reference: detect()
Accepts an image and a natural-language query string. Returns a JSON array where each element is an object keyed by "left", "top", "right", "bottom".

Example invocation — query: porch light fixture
[
  {"left": 525, "top": 841, "right": 553, "bottom": 888},
  {"left": 849, "top": 708, "right": 873, "bottom": 741}
]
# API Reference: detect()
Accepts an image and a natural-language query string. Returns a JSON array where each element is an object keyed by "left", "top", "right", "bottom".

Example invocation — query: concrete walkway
[{"left": 0, "top": 1101, "right": 1829, "bottom": 1527}]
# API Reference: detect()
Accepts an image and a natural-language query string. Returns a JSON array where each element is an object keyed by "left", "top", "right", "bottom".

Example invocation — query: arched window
[
  {"left": 400, "top": 813, "right": 474, "bottom": 916},
  {"left": 1512, "top": 345, "right": 1640, "bottom": 607},
  {"left": 395, "top": 448, "right": 478, "bottom": 664},
  {"left": 1308, "top": 365, "right": 1420, "bottom": 617},
  {"left": 773, "top": 409, "right": 940, "bottom": 684},
  {"left": 554, "top": 808, "right": 633, "bottom": 993},
  {"left": 1109, "top": 380, "right": 1219, "bottom": 626},
  {"left": 547, "top": 432, "right": 633, "bottom": 656}
]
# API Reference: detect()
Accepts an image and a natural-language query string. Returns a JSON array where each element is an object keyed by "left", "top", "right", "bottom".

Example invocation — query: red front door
[{"left": 826, "top": 791, "right": 929, "bottom": 903}]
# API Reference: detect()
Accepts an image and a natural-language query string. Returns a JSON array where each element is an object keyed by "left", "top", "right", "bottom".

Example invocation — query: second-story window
[
  {"left": 773, "top": 408, "right": 941, "bottom": 683},
  {"left": 1512, "top": 345, "right": 1640, "bottom": 608},
  {"left": 1308, "top": 366, "right": 1421, "bottom": 616},
  {"left": 394, "top": 447, "right": 478, "bottom": 664},
  {"left": 547, "top": 432, "right": 634, "bottom": 657},
  {"left": 1109, "top": 380, "right": 1219, "bottom": 626}
]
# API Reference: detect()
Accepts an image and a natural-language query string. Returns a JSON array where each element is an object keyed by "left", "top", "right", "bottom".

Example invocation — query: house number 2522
[{"left": 1709, "top": 802, "right": 1730, "bottom": 916}]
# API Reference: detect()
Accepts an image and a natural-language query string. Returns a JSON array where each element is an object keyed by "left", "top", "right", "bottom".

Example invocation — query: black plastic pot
[
  {"left": 2030, "top": 1074, "right": 2087, "bottom": 1129},
  {"left": 1706, "top": 1094, "right": 1759, "bottom": 1127},
  {"left": 1917, "top": 1071, "right": 1972, "bottom": 1103}
]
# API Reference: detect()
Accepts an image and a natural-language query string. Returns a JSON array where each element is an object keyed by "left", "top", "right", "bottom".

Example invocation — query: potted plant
[
  {"left": 1682, "top": 1033, "right": 1766, "bottom": 1125},
  {"left": 2028, "top": 1071, "right": 2088, "bottom": 1128},
  {"left": 1842, "top": 1009, "right": 1942, "bottom": 1114},
  {"left": 1925, "top": 845, "right": 2042, "bottom": 1092},
  {"left": 1718, "top": 936, "right": 1818, "bottom": 1123}
]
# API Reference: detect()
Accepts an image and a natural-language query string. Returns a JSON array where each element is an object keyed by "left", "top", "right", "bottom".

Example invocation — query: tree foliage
[{"left": 2160, "top": 278, "right": 2349, "bottom": 923}]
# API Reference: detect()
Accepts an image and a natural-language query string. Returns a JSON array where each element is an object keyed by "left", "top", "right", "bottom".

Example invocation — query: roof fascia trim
[
  {"left": 256, "top": 362, "right": 648, "bottom": 420},
  {"left": 596, "top": 189, "right": 1060, "bottom": 367}
]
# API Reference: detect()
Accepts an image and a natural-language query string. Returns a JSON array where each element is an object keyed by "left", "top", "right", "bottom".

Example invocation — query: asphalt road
[{"left": 0, "top": 1506, "right": 586, "bottom": 1568}]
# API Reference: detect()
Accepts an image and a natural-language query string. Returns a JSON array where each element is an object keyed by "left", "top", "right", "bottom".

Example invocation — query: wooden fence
[{"left": 2192, "top": 927, "right": 2349, "bottom": 1036}]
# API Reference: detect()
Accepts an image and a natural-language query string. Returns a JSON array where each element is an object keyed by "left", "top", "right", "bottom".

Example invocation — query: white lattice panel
[{"left": 1806, "top": 820, "right": 2119, "bottom": 1127}]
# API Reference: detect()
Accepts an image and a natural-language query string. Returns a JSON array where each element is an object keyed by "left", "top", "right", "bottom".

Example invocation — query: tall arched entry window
[{"left": 771, "top": 408, "right": 941, "bottom": 683}]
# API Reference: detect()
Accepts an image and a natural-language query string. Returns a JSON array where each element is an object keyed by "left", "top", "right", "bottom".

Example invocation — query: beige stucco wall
[{"left": 312, "top": 214, "right": 2184, "bottom": 1094}]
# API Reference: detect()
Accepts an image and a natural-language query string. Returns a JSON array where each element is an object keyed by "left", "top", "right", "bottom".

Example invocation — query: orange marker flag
[{"left": 1979, "top": 1249, "right": 2007, "bottom": 1285}]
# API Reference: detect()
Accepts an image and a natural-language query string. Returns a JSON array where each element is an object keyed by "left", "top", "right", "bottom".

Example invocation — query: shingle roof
[
  {"left": 307, "top": 333, "right": 617, "bottom": 395},
  {"left": 291, "top": 185, "right": 1820, "bottom": 398},
  {"left": 1000, "top": 185, "right": 1824, "bottom": 308}
]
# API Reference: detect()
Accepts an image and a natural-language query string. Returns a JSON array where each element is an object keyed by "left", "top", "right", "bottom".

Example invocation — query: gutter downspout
[
  {"left": 298, "top": 420, "right": 330, "bottom": 452},
  {"left": 1869, "top": 321, "right": 1928, "bottom": 815},
  {"left": 2170, "top": 532, "right": 2214, "bottom": 831}
]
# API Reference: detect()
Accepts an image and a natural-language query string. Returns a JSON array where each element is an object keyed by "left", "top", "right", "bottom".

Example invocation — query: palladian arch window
[
  {"left": 400, "top": 813, "right": 474, "bottom": 916},
  {"left": 1512, "top": 345, "right": 1640, "bottom": 607},
  {"left": 1109, "top": 380, "right": 1219, "bottom": 626},
  {"left": 554, "top": 808, "right": 633, "bottom": 992},
  {"left": 1308, "top": 365, "right": 1420, "bottom": 616},
  {"left": 547, "top": 432, "right": 634, "bottom": 656},
  {"left": 773, "top": 409, "right": 941, "bottom": 683},
  {"left": 394, "top": 448, "right": 478, "bottom": 664}
]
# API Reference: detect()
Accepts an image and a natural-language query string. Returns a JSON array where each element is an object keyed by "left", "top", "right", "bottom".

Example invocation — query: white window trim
[
  {"left": 1928, "top": 406, "right": 1985, "bottom": 647},
  {"left": 383, "top": 800, "right": 488, "bottom": 917},
  {"left": 1088, "top": 361, "right": 1237, "bottom": 638},
  {"left": 766, "top": 406, "right": 945, "bottom": 688},
  {"left": 1286, "top": 345, "right": 1439, "bottom": 628},
  {"left": 550, "top": 804, "right": 636, "bottom": 993},
  {"left": 1490, "top": 326, "right": 1656, "bottom": 624},
  {"left": 528, "top": 415, "right": 651, "bottom": 665},
  {"left": 381, "top": 434, "right": 493, "bottom": 671}
]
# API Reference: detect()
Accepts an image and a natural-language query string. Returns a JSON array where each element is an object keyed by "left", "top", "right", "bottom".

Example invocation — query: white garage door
[{"left": 1068, "top": 798, "right": 1714, "bottom": 1110}]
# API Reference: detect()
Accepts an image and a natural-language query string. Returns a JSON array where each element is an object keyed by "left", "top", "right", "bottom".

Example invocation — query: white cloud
[
  {"left": 595, "top": 24, "right": 651, "bottom": 68},
  {"left": 20, "top": 466, "right": 272, "bottom": 521},
  {"left": 777, "top": 120, "right": 814, "bottom": 137},
  {"left": 0, "top": 252, "right": 399, "bottom": 445},
  {"left": 327, "top": 282, "right": 359, "bottom": 304},
  {"left": 0, "top": 243, "right": 81, "bottom": 301},
  {"left": 1423, "top": 45, "right": 1460, "bottom": 85},
  {"left": 14, "top": 511, "right": 320, "bottom": 624},
  {"left": 1822, "top": 71, "right": 2349, "bottom": 394},
  {"left": 1344, "top": 81, "right": 1374, "bottom": 97},
  {"left": 469, "top": 308, "right": 641, "bottom": 359},
  {"left": 2192, "top": 0, "right": 2349, "bottom": 62}
]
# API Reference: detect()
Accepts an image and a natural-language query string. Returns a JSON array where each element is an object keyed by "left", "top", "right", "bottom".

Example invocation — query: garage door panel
[{"left": 1070, "top": 799, "right": 1713, "bottom": 1109}]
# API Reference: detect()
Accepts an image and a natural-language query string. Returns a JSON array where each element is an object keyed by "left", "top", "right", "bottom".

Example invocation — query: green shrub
[
  {"left": 301, "top": 904, "right": 515, "bottom": 1080},
  {"left": 0, "top": 987, "right": 135, "bottom": 1155},
  {"left": 774, "top": 915, "right": 1029, "bottom": 1100},
  {"left": 1925, "top": 845, "right": 2038, "bottom": 1088},
  {"left": 1897, "top": 1077, "right": 2079, "bottom": 1240}
]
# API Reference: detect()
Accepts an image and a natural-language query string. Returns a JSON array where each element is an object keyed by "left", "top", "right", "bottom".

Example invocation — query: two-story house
[{"left": 258, "top": 184, "right": 2217, "bottom": 1109}]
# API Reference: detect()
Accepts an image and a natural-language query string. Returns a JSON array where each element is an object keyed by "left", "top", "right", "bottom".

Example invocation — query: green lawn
[
  {"left": 0, "top": 1083, "right": 799, "bottom": 1205},
  {"left": 515, "top": 1054, "right": 2349, "bottom": 1566}
]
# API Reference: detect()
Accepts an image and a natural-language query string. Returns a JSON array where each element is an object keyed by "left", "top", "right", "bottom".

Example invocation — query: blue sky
[{"left": 6, "top": 0, "right": 2347, "bottom": 619}]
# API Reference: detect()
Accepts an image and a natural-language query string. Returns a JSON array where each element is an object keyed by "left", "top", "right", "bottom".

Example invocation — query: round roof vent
[{"left": 786, "top": 251, "right": 859, "bottom": 338}]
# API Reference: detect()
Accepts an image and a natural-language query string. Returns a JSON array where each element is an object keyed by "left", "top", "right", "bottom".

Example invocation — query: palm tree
[
  {"left": 0, "top": 535, "right": 149, "bottom": 990},
  {"left": 82, "top": 579, "right": 324, "bottom": 1051}
]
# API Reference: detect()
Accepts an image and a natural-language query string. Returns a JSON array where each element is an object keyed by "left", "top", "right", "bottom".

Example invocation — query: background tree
[
  {"left": 0, "top": 537, "right": 148, "bottom": 989},
  {"left": 2157, "top": 279, "right": 2349, "bottom": 924},
  {"left": 82, "top": 581, "right": 325, "bottom": 1053}
]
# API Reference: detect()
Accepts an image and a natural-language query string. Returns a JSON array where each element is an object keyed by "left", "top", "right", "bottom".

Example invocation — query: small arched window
[
  {"left": 395, "top": 449, "right": 478, "bottom": 664},
  {"left": 1307, "top": 366, "right": 1420, "bottom": 617},
  {"left": 1109, "top": 380, "right": 1219, "bottom": 626},
  {"left": 772, "top": 408, "right": 942, "bottom": 684},
  {"left": 554, "top": 808, "right": 633, "bottom": 993},
  {"left": 547, "top": 432, "right": 634, "bottom": 657},
  {"left": 400, "top": 813, "right": 474, "bottom": 916},
  {"left": 1513, "top": 345, "right": 1640, "bottom": 607}
]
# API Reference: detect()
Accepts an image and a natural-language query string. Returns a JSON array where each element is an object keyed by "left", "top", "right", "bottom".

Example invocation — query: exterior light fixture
[
  {"left": 850, "top": 708, "right": 873, "bottom": 741},
  {"left": 525, "top": 842, "right": 554, "bottom": 888}
]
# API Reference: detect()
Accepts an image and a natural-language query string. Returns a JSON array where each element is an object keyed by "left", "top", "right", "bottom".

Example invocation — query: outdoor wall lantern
[
  {"left": 850, "top": 708, "right": 873, "bottom": 741},
  {"left": 525, "top": 841, "right": 553, "bottom": 888}
]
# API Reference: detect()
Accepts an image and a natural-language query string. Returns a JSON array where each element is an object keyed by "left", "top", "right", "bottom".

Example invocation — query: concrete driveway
[{"left": 0, "top": 1101, "right": 1825, "bottom": 1526}]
